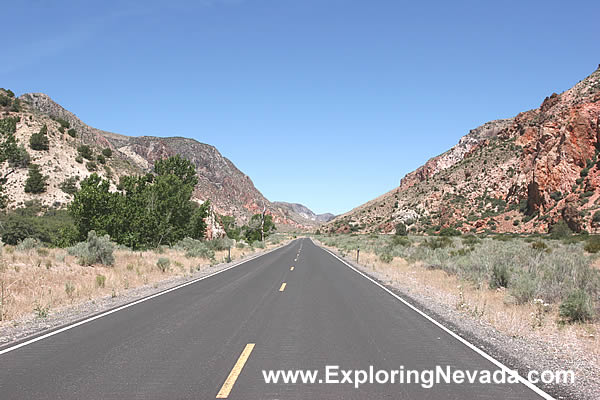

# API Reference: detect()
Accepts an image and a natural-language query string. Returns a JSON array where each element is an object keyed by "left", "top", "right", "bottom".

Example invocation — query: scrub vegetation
[
  {"left": 0, "top": 232, "right": 288, "bottom": 323},
  {"left": 316, "top": 233, "right": 600, "bottom": 323}
]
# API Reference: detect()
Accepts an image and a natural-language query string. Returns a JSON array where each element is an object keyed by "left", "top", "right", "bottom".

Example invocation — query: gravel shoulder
[{"left": 318, "top": 242, "right": 599, "bottom": 400}]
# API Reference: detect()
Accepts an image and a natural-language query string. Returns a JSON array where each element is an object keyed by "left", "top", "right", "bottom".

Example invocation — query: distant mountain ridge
[
  {"left": 1, "top": 91, "right": 330, "bottom": 230},
  {"left": 273, "top": 201, "right": 335, "bottom": 225},
  {"left": 325, "top": 65, "right": 600, "bottom": 234}
]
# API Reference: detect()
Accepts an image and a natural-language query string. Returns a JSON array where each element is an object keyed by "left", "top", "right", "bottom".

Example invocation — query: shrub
[
  {"left": 550, "top": 191, "right": 563, "bottom": 202},
  {"left": 0, "top": 204, "right": 76, "bottom": 247},
  {"left": 33, "top": 303, "right": 50, "bottom": 318},
  {"left": 96, "top": 154, "right": 106, "bottom": 164},
  {"left": 379, "top": 251, "right": 393, "bottom": 263},
  {"left": 395, "top": 223, "right": 407, "bottom": 236},
  {"left": 59, "top": 176, "right": 79, "bottom": 195},
  {"left": 549, "top": 220, "right": 572, "bottom": 239},
  {"left": 423, "top": 237, "right": 453, "bottom": 249},
  {"left": 1, "top": 88, "right": 15, "bottom": 97},
  {"left": 67, "top": 128, "right": 76, "bottom": 138},
  {"left": 67, "top": 231, "right": 115, "bottom": 266},
  {"left": 461, "top": 234, "right": 480, "bottom": 246},
  {"left": 509, "top": 273, "right": 537, "bottom": 304},
  {"left": 559, "top": 290, "right": 594, "bottom": 323},
  {"left": 531, "top": 241, "right": 548, "bottom": 251},
  {"left": 581, "top": 191, "right": 594, "bottom": 198},
  {"left": 52, "top": 117, "right": 70, "bottom": 129},
  {"left": 77, "top": 145, "right": 93, "bottom": 160},
  {"left": 439, "top": 227, "right": 461, "bottom": 236},
  {"left": 206, "top": 237, "right": 233, "bottom": 251},
  {"left": 593, "top": 211, "right": 600, "bottom": 223},
  {"left": 95, "top": 275, "right": 106, "bottom": 288},
  {"left": 174, "top": 238, "right": 215, "bottom": 260},
  {"left": 102, "top": 148, "right": 112, "bottom": 158},
  {"left": 16, "top": 237, "right": 41, "bottom": 251},
  {"left": 24, "top": 164, "right": 48, "bottom": 193},
  {"left": 157, "top": 257, "right": 170, "bottom": 272},
  {"left": 8, "top": 145, "right": 30, "bottom": 168},
  {"left": 75, "top": 155, "right": 83, "bottom": 163},
  {"left": 65, "top": 282, "right": 75, "bottom": 297},
  {"left": 29, "top": 125, "right": 49, "bottom": 151},
  {"left": 584, "top": 236, "right": 600, "bottom": 253},
  {"left": 253, "top": 240, "right": 266, "bottom": 249},
  {"left": 86, "top": 161, "right": 97, "bottom": 171},
  {"left": 391, "top": 235, "right": 410, "bottom": 246},
  {"left": 490, "top": 264, "right": 510, "bottom": 289}
]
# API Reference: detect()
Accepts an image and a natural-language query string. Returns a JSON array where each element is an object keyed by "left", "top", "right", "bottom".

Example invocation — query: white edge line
[
  {"left": 311, "top": 239, "right": 554, "bottom": 400},
  {"left": 0, "top": 241, "right": 293, "bottom": 356}
]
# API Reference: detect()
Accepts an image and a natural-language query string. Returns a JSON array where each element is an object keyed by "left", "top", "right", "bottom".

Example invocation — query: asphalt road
[{"left": 0, "top": 238, "right": 549, "bottom": 399}]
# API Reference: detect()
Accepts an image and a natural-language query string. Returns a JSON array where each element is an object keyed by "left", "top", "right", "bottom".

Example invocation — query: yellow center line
[
  {"left": 279, "top": 282, "right": 287, "bottom": 292},
  {"left": 216, "top": 343, "right": 256, "bottom": 399},
  {"left": 290, "top": 266, "right": 294, "bottom": 271}
]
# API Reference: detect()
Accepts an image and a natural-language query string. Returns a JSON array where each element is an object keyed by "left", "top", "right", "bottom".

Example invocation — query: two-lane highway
[{"left": 0, "top": 238, "right": 550, "bottom": 399}]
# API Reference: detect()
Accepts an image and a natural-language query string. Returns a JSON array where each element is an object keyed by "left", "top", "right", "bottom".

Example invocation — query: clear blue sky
[{"left": 4, "top": 0, "right": 599, "bottom": 215}]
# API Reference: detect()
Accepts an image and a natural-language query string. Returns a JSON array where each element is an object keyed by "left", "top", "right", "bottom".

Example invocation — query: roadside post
[
  {"left": 228, "top": 246, "right": 231, "bottom": 263},
  {"left": 357, "top": 246, "right": 360, "bottom": 263}
]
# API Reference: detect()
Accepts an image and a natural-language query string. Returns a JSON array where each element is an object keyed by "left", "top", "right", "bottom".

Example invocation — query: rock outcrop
[{"left": 326, "top": 65, "right": 600, "bottom": 234}]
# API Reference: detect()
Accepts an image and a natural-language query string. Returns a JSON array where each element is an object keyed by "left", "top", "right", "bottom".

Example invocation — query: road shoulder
[{"left": 313, "top": 239, "right": 597, "bottom": 400}]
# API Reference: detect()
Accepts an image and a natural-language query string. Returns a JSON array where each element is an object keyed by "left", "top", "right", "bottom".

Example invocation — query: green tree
[
  {"left": 0, "top": 202, "right": 76, "bottom": 246},
  {"left": 69, "top": 173, "right": 115, "bottom": 240},
  {"left": 154, "top": 155, "right": 198, "bottom": 187},
  {"left": 70, "top": 156, "right": 202, "bottom": 249},
  {"left": 189, "top": 201, "right": 211, "bottom": 240},
  {"left": 102, "top": 148, "right": 113, "bottom": 158},
  {"left": 0, "top": 117, "right": 25, "bottom": 207},
  {"left": 220, "top": 215, "right": 241, "bottom": 240},
  {"left": 29, "top": 124, "right": 49, "bottom": 151},
  {"left": 24, "top": 164, "right": 47, "bottom": 193},
  {"left": 244, "top": 213, "right": 276, "bottom": 242}
]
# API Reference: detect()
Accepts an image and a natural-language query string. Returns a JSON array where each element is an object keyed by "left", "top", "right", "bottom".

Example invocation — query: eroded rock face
[
  {"left": 399, "top": 118, "right": 514, "bottom": 189},
  {"left": 326, "top": 66, "right": 600, "bottom": 234}
]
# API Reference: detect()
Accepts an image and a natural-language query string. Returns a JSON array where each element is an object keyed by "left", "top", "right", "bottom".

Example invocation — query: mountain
[
  {"left": 272, "top": 201, "right": 335, "bottom": 225},
  {"left": 325, "top": 65, "right": 600, "bottom": 234},
  {"left": 0, "top": 91, "right": 319, "bottom": 231}
]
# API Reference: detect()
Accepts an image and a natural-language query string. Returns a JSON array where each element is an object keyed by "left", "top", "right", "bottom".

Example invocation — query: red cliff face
[{"left": 327, "top": 66, "right": 600, "bottom": 234}]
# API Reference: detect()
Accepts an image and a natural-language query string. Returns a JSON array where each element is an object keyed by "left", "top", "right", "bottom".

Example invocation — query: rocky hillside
[
  {"left": 325, "top": 65, "right": 600, "bottom": 235},
  {"left": 0, "top": 91, "right": 321, "bottom": 231},
  {"left": 273, "top": 201, "right": 335, "bottom": 225}
]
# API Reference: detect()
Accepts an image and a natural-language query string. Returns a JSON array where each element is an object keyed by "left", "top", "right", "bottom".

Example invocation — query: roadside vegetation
[
  {"left": 0, "top": 232, "right": 287, "bottom": 323},
  {"left": 0, "top": 153, "right": 284, "bottom": 325},
  {"left": 315, "top": 232, "right": 600, "bottom": 324},
  {"left": 314, "top": 230, "right": 600, "bottom": 370}
]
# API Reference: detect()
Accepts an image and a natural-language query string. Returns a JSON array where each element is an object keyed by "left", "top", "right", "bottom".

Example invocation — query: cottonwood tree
[{"left": 70, "top": 155, "right": 208, "bottom": 249}]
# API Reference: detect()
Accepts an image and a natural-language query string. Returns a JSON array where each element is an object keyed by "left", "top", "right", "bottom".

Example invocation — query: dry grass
[
  {"left": 0, "top": 242, "right": 279, "bottom": 326},
  {"left": 324, "top": 245, "right": 600, "bottom": 365}
]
